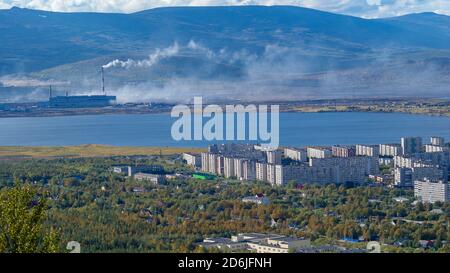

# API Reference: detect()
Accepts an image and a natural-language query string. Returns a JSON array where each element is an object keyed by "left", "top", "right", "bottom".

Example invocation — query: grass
[{"left": 0, "top": 145, "right": 206, "bottom": 158}]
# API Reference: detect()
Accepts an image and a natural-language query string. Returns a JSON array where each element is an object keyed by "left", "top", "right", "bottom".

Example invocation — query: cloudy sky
[{"left": 0, "top": 0, "right": 449, "bottom": 18}]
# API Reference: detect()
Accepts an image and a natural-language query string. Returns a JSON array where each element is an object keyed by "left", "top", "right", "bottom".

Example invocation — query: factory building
[{"left": 48, "top": 95, "right": 116, "bottom": 108}]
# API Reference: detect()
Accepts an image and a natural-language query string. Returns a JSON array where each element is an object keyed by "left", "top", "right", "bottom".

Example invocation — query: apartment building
[{"left": 414, "top": 179, "right": 450, "bottom": 203}]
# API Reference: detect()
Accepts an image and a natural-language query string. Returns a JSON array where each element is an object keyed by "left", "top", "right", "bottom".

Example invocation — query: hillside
[{"left": 1, "top": 5, "right": 449, "bottom": 102}]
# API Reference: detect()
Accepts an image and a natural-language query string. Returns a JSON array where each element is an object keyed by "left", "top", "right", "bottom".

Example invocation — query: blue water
[{"left": 0, "top": 112, "right": 448, "bottom": 147}]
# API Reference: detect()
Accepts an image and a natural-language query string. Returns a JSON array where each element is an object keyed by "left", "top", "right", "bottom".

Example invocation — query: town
[{"left": 180, "top": 136, "right": 449, "bottom": 204}]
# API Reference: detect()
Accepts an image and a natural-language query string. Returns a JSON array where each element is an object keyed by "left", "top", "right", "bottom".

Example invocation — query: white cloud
[{"left": 0, "top": 0, "right": 449, "bottom": 18}]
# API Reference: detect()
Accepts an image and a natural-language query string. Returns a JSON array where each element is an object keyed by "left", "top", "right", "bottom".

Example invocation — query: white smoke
[
  {"left": 102, "top": 42, "right": 180, "bottom": 69},
  {"left": 0, "top": 76, "right": 69, "bottom": 87}
]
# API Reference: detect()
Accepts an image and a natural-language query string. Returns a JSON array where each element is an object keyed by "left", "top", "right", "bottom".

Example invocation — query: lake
[{"left": 0, "top": 112, "right": 448, "bottom": 147}]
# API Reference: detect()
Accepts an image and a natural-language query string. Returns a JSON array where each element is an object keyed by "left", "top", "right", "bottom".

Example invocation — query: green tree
[{"left": 0, "top": 183, "right": 59, "bottom": 253}]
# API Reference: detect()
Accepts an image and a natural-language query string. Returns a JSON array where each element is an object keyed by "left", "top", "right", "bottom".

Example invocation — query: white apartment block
[
  {"left": 414, "top": 180, "right": 450, "bottom": 203},
  {"left": 356, "top": 144, "right": 379, "bottom": 157},
  {"left": 431, "top": 136, "right": 445, "bottom": 147},
  {"left": 208, "top": 154, "right": 218, "bottom": 174},
  {"left": 284, "top": 147, "right": 308, "bottom": 162},
  {"left": 424, "top": 144, "right": 445, "bottom": 153},
  {"left": 266, "top": 164, "right": 277, "bottom": 185},
  {"left": 201, "top": 153, "right": 209, "bottom": 172},
  {"left": 307, "top": 147, "right": 332, "bottom": 159},
  {"left": 379, "top": 144, "right": 402, "bottom": 157},
  {"left": 216, "top": 156, "right": 224, "bottom": 176},
  {"left": 332, "top": 146, "right": 356, "bottom": 157},
  {"left": 256, "top": 162, "right": 267, "bottom": 182},
  {"left": 183, "top": 153, "right": 201, "bottom": 167},
  {"left": 224, "top": 157, "right": 235, "bottom": 178},
  {"left": 200, "top": 233, "right": 311, "bottom": 253}
]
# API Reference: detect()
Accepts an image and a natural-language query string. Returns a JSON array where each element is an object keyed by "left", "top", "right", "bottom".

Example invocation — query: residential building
[
  {"left": 224, "top": 157, "right": 235, "bottom": 178},
  {"left": 242, "top": 194, "right": 270, "bottom": 205},
  {"left": 133, "top": 173, "right": 165, "bottom": 185},
  {"left": 242, "top": 160, "right": 256, "bottom": 181},
  {"left": 394, "top": 167, "right": 413, "bottom": 187},
  {"left": 431, "top": 136, "right": 445, "bottom": 147},
  {"left": 379, "top": 144, "right": 402, "bottom": 157},
  {"left": 199, "top": 233, "right": 311, "bottom": 253},
  {"left": 201, "top": 153, "right": 209, "bottom": 172},
  {"left": 284, "top": 147, "right": 307, "bottom": 162},
  {"left": 256, "top": 162, "right": 267, "bottom": 182},
  {"left": 266, "top": 150, "right": 282, "bottom": 164},
  {"left": 307, "top": 147, "right": 332, "bottom": 159},
  {"left": 356, "top": 144, "right": 379, "bottom": 157},
  {"left": 424, "top": 145, "right": 445, "bottom": 153},
  {"left": 401, "top": 137, "right": 422, "bottom": 155},
  {"left": 112, "top": 166, "right": 128, "bottom": 174},
  {"left": 332, "top": 145, "right": 356, "bottom": 157},
  {"left": 183, "top": 153, "right": 201, "bottom": 167},
  {"left": 234, "top": 158, "right": 244, "bottom": 179},
  {"left": 414, "top": 179, "right": 450, "bottom": 203},
  {"left": 127, "top": 165, "right": 164, "bottom": 177},
  {"left": 266, "top": 164, "right": 277, "bottom": 185}
]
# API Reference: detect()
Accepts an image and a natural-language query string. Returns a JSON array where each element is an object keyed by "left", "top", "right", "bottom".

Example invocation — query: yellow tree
[{"left": 0, "top": 182, "right": 59, "bottom": 253}]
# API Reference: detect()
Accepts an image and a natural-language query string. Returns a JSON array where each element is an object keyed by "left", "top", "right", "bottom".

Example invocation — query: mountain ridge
[{"left": 1, "top": 5, "right": 449, "bottom": 102}]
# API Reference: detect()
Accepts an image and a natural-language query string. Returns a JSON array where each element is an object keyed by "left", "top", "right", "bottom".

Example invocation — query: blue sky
[{"left": 0, "top": 0, "right": 449, "bottom": 18}]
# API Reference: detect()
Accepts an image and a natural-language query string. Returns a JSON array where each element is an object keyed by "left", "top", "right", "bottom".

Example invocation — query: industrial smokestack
[{"left": 101, "top": 67, "right": 105, "bottom": 95}]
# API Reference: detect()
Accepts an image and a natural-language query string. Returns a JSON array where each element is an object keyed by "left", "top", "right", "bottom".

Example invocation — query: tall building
[
  {"left": 430, "top": 136, "right": 445, "bottom": 147},
  {"left": 284, "top": 148, "right": 307, "bottom": 162},
  {"left": 201, "top": 153, "right": 209, "bottom": 172},
  {"left": 356, "top": 144, "right": 379, "bottom": 157},
  {"left": 424, "top": 145, "right": 445, "bottom": 153},
  {"left": 394, "top": 167, "right": 413, "bottom": 187},
  {"left": 216, "top": 156, "right": 224, "bottom": 175},
  {"left": 234, "top": 158, "right": 244, "bottom": 179},
  {"left": 208, "top": 154, "right": 218, "bottom": 174},
  {"left": 394, "top": 166, "right": 445, "bottom": 188},
  {"left": 307, "top": 147, "right": 332, "bottom": 159},
  {"left": 224, "top": 157, "right": 235, "bottom": 178},
  {"left": 256, "top": 162, "right": 267, "bottom": 182},
  {"left": 266, "top": 150, "right": 282, "bottom": 164},
  {"left": 242, "top": 160, "right": 256, "bottom": 181},
  {"left": 401, "top": 137, "right": 422, "bottom": 155},
  {"left": 379, "top": 144, "right": 402, "bottom": 157},
  {"left": 266, "top": 164, "right": 277, "bottom": 185},
  {"left": 414, "top": 179, "right": 450, "bottom": 203},
  {"left": 332, "top": 145, "right": 356, "bottom": 157}
]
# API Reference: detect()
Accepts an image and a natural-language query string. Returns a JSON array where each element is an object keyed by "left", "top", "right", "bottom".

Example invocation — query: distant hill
[{"left": 0, "top": 5, "right": 449, "bottom": 102}]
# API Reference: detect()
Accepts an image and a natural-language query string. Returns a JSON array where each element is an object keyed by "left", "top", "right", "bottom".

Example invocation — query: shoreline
[
  {"left": 0, "top": 100, "right": 450, "bottom": 118},
  {"left": 0, "top": 144, "right": 206, "bottom": 159}
]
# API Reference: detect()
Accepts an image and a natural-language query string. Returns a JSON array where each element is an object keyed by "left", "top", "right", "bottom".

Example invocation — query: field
[{"left": 0, "top": 145, "right": 205, "bottom": 159}]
